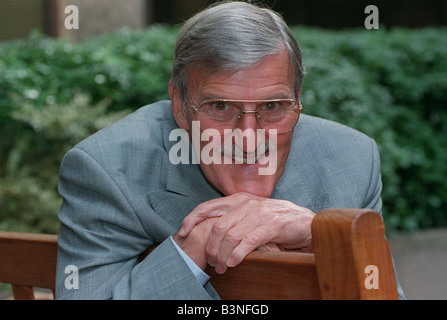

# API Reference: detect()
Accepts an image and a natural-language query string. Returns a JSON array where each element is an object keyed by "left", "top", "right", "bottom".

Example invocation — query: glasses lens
[
  {"left": 258, "top": 101, "right": 288, "bottom": 122},
  {"left": 200, "top": 101, "right": 240, "bottom": 122},
  {"left": 195, "top": 100, "right": 300, "bottom": 135},
  {"left": 258, "top": 100, "right": 300, "bottom": 134},
  {"left": 196, "top": 101, "right": 240, "bottom": 134}
]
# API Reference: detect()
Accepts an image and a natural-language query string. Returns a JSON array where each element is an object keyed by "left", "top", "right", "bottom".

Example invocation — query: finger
[
  {"left": 213, "top": 227, "right": 246, "bottom": 274},
  {"left": 178, "top": 193, "right": 249, "bottom": 237},
  {"left": 205, "top": 212, "right": 246, "bottom": 268},
  {"left": 209, "top": 212, "right": 263, "bottom": 273},
  {"left": 256, "top": 243, "right": 283, "bottom": 251},
  {"left": 178, "top": 199, "right": 228, "bottom": 237},
  {"left": 226, "top": 225, "right": 274, "bottom": 268},
  {"left": 211, "top": 227, "right": 245, "bottom": 273}
]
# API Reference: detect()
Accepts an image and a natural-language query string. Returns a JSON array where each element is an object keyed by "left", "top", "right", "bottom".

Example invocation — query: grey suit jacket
[{"left": 55, "top": 100, "right": 397, "bottom": 299}]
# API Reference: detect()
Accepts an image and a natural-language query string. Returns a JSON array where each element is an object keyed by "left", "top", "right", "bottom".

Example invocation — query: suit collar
[
  {"left": 161, "top": 105, "right": 197, "bottom": 197},
  {"left": 273, "top": 116, "right": 319, "bottom": 202}
]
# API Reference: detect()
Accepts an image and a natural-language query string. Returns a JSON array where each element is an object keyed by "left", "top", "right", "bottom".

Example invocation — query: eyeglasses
[{"left": 186, "top": 93, "right": 303, "bottom": 135}]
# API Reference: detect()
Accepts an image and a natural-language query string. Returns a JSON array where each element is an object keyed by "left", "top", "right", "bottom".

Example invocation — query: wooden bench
[
  {"left": 0, "top": 232, "right": 57, "bottom": 299},
  {"left": 0, "top": 208, "right": 398, "bottom": 300}
]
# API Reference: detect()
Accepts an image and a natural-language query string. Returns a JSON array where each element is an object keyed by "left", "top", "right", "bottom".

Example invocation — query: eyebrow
[
  {"left": 263, "top": 93, "right": 293, "bottom": 100},
  {"left": 201, "top": 93, "right": 293, "bottom": 101}
]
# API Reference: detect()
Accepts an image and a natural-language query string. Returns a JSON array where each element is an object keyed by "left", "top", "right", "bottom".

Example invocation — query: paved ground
[
  {"left": 387, "top": 228, "right": 447, "bottom": 300},
  {"left": 2, "top": 228, "right": 446, "bottom": 300}
]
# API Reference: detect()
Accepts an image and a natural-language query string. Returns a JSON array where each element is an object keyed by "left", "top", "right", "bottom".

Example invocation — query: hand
[
  {"left": 177, "top": 192, "right": 315, "bottom": 274},
  {"left": 173, "top": 217, "right": 219, "bottom": 270}
]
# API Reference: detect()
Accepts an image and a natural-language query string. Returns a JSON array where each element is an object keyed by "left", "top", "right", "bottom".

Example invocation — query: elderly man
[{"left": 55, "top": 1, "right": 404, "bottom": 299}]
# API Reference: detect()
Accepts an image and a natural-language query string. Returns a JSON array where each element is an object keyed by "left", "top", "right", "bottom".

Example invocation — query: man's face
[{"left": 170, "top": 50, "right": 299, "bottom": 198}]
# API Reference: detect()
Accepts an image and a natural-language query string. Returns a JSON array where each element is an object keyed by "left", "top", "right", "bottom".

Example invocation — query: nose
[
  {"left": 237, "top": 110, "right": 258, "bottom": 131},
  {"left": 234, "top": 110, "right": 263, "bottom": 154}
]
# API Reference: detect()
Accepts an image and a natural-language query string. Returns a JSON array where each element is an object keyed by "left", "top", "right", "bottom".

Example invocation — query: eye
[
  {"left": 210, "top": 101, "right": 229, "bottom": 111},
  {"left": 260, "top": 101, "right": 282, "bottom": 112}
]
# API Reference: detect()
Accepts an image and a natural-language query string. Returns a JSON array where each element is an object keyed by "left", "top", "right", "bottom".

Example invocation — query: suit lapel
[
  {"left": 147, "top": 108, "right": 222, "bottom": 231},
  {"left": 272, "top": 121, "right": 330, "bottom": 214},
  {"left": 147, "top": 163, "right": 222, "bottom": 231}
]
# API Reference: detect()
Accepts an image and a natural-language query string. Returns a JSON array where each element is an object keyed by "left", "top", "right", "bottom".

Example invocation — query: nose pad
[{"left": 234, "top": 112, "right": 263, "bottom": 154}]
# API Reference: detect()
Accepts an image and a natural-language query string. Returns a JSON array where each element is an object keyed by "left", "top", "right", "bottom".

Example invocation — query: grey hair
[{"left": 170, "top": 1, "right": 305, "bottom": 104}]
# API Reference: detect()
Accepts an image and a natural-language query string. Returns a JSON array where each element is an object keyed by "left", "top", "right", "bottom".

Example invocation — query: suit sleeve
[
  {"left": 362, "top": 138, "right": 383, "bottom": 215},
  {"left": 55, "top": 147, "right": 218, "bottom": 299}
]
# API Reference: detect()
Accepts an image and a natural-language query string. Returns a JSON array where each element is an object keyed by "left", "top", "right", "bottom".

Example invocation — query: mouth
[
  {"left": 232, "top": 149, "right": 270, "bottom": 164},
  {"left": 218, "top": 139, "right": 273, "bottom": 165}
]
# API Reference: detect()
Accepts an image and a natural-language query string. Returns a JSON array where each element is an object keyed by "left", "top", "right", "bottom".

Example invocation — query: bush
[
  {"left": 0, "top": 25, "right": 446, "bottom": 234},
  {"left": 0, "top": 26, "right": 176, "bottom": 119},
  {"left": 0, "top": 93, "right": 130, "bottom": 233},
  {"left": 295, "top": 27, "right": 447, "bottom": 232}
]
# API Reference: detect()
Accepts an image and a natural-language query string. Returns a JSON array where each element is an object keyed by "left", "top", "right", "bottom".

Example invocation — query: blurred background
[{"left": 0, "top": 0, "right": 446, "bottom": 299}]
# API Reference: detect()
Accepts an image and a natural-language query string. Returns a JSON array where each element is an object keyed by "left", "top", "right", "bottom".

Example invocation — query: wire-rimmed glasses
[{"left": 186, "top": 93, "right": 302, "bottom": 135}]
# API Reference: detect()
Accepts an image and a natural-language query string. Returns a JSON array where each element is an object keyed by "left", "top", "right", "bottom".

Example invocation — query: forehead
[{"left": 188, "top": 50, "right": 294, "bottom": 100}]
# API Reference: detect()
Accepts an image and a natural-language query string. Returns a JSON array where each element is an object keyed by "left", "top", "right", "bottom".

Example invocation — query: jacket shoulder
[
  {"left": 298, "top": 114, "right": 372, "bottom": 142},
  {"left": 60, "top": 100, "right": 173, "bottom": 193},
  {"left": 281, "top": 114, "right": 380, "bottom": 212},
  {"left": 74, "top": 100, "right": 172, "bottom": 156}
]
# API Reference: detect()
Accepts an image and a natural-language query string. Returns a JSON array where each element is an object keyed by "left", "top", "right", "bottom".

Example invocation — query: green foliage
[
  {"left": 0, "top": 93, "right": 130, "bottom": 233},
  {"left": 0, "top": 25, "right": 446, "bottom": 234},
  {"left": 294, "top": 27, "right": 447, "bottom": 232},
  {"left": 0, "top": 26, "right": 176, "bottom": 119}
]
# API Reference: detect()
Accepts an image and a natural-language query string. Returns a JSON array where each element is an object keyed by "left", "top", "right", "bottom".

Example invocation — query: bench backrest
[
  {"left": 0, "top": 208, "right": 398, "bottom": 300},
  {"left": 205, "top": 208, "right": 398, "bottom": 299},
  {"left": 0, "top": 232, "right": 57, "bottom": 299}
]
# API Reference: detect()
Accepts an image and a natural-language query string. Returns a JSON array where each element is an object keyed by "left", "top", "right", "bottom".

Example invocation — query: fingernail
[
  {"left": 178, "top": 226, "right": 186, "bottom": 236},
  {"left": 226, "top": 257, "right": 236, "bottom": 268},
  {"left": 215, "top": 264, "right": 226, "bottom": 274}
]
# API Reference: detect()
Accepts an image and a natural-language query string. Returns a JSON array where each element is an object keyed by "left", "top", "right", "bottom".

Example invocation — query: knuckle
[
  {"left": 235, "top": 192, "right": 252, "bottom": 201},
  {"left": 228, "top": 230, "right": 242, "bottom": 241},
  {"left": 226, "top": 229, "right": 241, "bottom": 243},
  {"left": 212, "top": 220, "right": 228, "bottom": 234},
  {"left": 246, "top": 198, "right": 258, "bottom": 207},
  {"left": 193, "top": 202, "right": 206, "bottom": 212},
  {"left": 271, "top": 213, "right": 285, "bottom": 228},
  {"left": 237, "top": 191, "right": 249, "bottom": 197},
  {"left": 205, "top": 245, "right": 216, "bottom": 259},
  {"left": 266, "top": 214, "right": 279, "bottom": 228},
  {"left": 244, "top": 232, "right": 261, "bottom": 246}
]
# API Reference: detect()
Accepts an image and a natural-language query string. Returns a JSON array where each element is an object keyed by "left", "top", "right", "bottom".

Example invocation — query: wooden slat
[
  {"left": 11, "top": 285, "right": 35, "bottom": 300},
  {"left": 140, "top": 246, "right": 321, "bottom": 299},
  {"left": 206, "top": 251, "right": 321, "bottom": 300},
  {"left": 0, "top": 231, "right": 58, "bottom": 292}
]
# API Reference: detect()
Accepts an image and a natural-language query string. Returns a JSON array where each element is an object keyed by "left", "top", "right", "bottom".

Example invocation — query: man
[{"left": 55, "top": 1, "right": 404, "bottom": 299}]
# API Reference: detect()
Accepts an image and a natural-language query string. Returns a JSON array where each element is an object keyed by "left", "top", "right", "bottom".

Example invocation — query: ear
[{"left": 169, "top": 80, "right": 190, "bottom": 131}]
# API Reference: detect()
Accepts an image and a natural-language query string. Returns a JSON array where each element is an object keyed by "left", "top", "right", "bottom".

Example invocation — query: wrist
[{"left": 173, "top": 233, "right": 208, "bottom": 270}]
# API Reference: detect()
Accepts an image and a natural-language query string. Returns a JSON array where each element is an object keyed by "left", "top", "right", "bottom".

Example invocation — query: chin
[
  {"left": 200, "top": 158, "right": 285, "bottom": 199},
  {"left": 234, "top": 186, "right": 273, "bottom": 198},
  {"left": 216, "top": 171, "right": 278, "bottom": 198}
]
